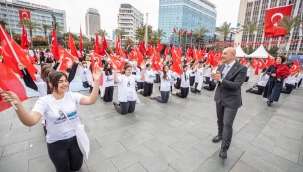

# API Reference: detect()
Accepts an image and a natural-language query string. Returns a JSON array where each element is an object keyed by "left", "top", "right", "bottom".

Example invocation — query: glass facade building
[
  {"left": 158, "top": 0, "right": 217, "bottom": 44},
  {"left": 0, "top": 0, "right": 66, "bottom": 37}
]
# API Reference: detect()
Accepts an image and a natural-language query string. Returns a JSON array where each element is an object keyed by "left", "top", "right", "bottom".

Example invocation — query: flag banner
[
  {"left": 51, "top": 28, "right": 60, "bottom": 61},
  {"left": 18, "top": 10, "right": 31, "bottom": 20},
  {"left": 68, "top": 33, "right": 79, "bottom": 58}
]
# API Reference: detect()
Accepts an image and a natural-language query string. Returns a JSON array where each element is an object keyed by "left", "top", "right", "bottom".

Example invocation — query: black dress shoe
[
  {"left": 219, "top": 150, "right": 227, "bottom": 159},
  {"left": 212, "top": 135, "right": 222, "bottom": 143}
]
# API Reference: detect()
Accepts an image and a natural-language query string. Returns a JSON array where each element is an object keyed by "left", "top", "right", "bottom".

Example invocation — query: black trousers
[
  {"left": 248, "top": 85, "right": 265, "bottom": 95},
  {"left": 103, "top": 86, "right": 114, "bottom": 102},
  {"left": 174, "top": 78, "right": 181, "bottom": 89},
  {"left": 216, "top": 103, "right": 238, "bottom": 151},
  {"left": 245, "top": 76, "right": 249, "bottom": 82},
  {"left": 203, "top": 81, "right": 216, "bottom": 91},
  {"left": 204, "top": 77, "right": 210, "bottom": 84},
  {"left": 140, "top": 82, "right": 153, "bottom": 96},
  {"left": 281, "top": 83, "right": 294, "bottom": 94},
  {"left": 47, "top": 136, "right": 83, "bottom": 172},
  {"left": 155, "top": 91, "right": 170, "bottom": 103},
  {"left": 114, "top": 101, "right": 136, "bottom": 115},
  {"left": 177, "top": 87, "right": 189, "bottom": 98},
  {"left": 294, "top": 83, "right": 298, "bottom": 89},
  {"left": 191, "top": 83, "right": 200, "bottom": 93},
  {"left": 190, "top": 76, "right": 195, "bottom": 86},
  {"left": 298, "top": 79, "right": 302, "bottom": 88},
  {"left": 137, "top": 82, "right": 144, "bottom": 90},
  {"left": 154, "top": 73, "right": 160, "bottom": 83}
]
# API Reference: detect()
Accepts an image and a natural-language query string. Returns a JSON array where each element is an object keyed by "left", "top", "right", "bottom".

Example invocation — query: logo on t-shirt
[{"left": 54, "top": 109, "right": 78, "bottom": 125}]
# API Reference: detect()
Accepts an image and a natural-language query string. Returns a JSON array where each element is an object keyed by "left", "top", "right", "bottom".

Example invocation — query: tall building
[
  {"left": 235, "top": 0, "right": 303, "bottom": 54},
  {"left": 158, "top": 0, "right": 217, "bottom": 44},
  {"left": 117, "top": 4, "right": 144, "bottom": 42},
  {"left": 0, "top": 0, "right": 66, "bottom": 37},
  {"left": 85, "top": 8, "right": 101, "bottom": 36}
]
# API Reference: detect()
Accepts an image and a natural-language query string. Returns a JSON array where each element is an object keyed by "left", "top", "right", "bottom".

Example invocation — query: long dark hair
[
  {"left": 162, "top": 65, "right": 169, "bottom": 80},
  {"left": 182, "top": 65, "right": 188, "bottom": 81},
  {"left": 47, "top": 71, "right": 68, "bottom": 94},
  {"left": 121, "top": 65, "right": 132, "bottom": 75},
  {"left": 42, "top": 68, "right": 54, "bottom": 82},
  {"left": 103, "top": 63, "right": 112, "bottom": 76}
]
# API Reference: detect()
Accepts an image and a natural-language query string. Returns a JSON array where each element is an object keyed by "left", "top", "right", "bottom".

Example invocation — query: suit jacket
[{"left": 214, "top": 61, "right": 247, "bottom": 108}]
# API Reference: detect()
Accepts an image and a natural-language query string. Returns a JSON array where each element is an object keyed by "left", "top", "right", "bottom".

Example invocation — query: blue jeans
[{"left": 47, "top": 136, "right": 83, "bottom": 172}]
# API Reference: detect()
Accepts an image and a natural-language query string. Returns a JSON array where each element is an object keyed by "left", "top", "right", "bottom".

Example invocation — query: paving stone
[
  {"left": 139, "top": 146, "right": 180, "bottom": 172},
  {"left": 194, "top": 136, "right": 221, "bottom": 156},
  {"left": 89, "top": 139, "right": 101, "bottom": 151},
  {"left": 126, "top": 121, "right": 157, "bottom": 135},
  {"left": 260, "top": 126, "right": 283, "bottom": 139},
  {"left": 234, "top": 130, "right": 256, "bottom": 143},
  {"left": 3, "top": 140, "right": 29, "bottom": 156},
  {"left": 96, "top": 129, "right": 133, "bottom": 147},
  {"left": 194, "top": 146, "right": 244, "bottom": 172},
  {"left": 28, "top": 154, "right": 55, "bottom": 172},
  {"left": 120, "top": 162, "right": 147, "bottom": 172},
  {"left": 168, "top": 124, "right": 195, "bottom": 138},
  {"left": 189, "top": 129, "right": 209, "bottom": 141},
  {"left": 120, "top": 131, "right": 154, "bottom": 149},
  {"left": 168, "top": 135, "right": 200, "bottom": 154},
  {"left": 169, "top": 148, "right": 208, "bottom": 172},
  {"left": 285, "top": 120, "right": 303, "bottom": 131},
  {"left": 147, "top": 122, "right": 176, "bottom": 137},
  {"left": 281, "top": 126, "right": 303, "bottom": 141},
  {"left": 84, "top": 142, "right": 126, "bottom": 167},
  {"left": 110, "top": 144, "right": 152, "bottom": 171},
  {"left": 231, "top": 160, "right": 262, "bottom": 172},
  {"left": 273, "top": 147, "right": 299, "bottom": 163},
  {"left": 239, "top": 152, "right": 286, "bottom": 172},
  {"left": 85, "top": 118, "right": 118, "bottom": 131},
  {"left": 252, "top": 134, "right": 277, "bottom": 152},
  {"left": 0, "top": 150, "right": 29, "bottom": 172},
  {"left": 106, "top": 120, "right": 135, "bottom": 133},
  {"left": 29, "top": 136, "right": 48, "bottom": 159},
  {"left": 276, "top": 135, "right": 301, "bottom": 154},
  {"left": 88, "top": 159, "right": 118, "bottom": 172}
]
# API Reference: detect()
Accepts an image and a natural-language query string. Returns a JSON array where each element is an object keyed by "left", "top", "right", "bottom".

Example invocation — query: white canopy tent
[
  {"left": 235, "top": 46, "right": 248, "bottom": 57},
  {"left": 247, "top": 45, "right": 272, "bottom": 58}
]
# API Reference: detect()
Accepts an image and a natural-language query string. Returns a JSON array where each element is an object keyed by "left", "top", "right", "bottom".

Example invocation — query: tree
[
  {"left": 134, "top": 24, "right": 153, "bottom": 42},
  {"left": 215, "top": 22, "right": 234, "bottom": 42},
  {"left": 0, "top": 20, "right": 8, "bottom": 29},
  {"left": 98, "top": 29, "right": 108, "bottom": 37},
  {"left": 268, "top": 46, "right": 279, "bottom": 57},
  {"left": 115, "top": 29, "right": 127, "bottom": 40},
  {"left": 55, "top": 25, "right": 64, "bottom": 33},
  {"left": 18, "top": 19, "right": 41, "bottom": 47},
  {"left": 152, "top": 29, "right": 166, "bottom": 42},
  {"left": 277, "top": 15, "right": 301, "bottom": 55},
  {"left": 40, "top": 24, "right": 52, "bottom": 39},
  {"left": 239, "top": 21, "right": 262, "bottom": 42},
  {"left": 194, "top": 27, "right": 210, "bottom": 48}
]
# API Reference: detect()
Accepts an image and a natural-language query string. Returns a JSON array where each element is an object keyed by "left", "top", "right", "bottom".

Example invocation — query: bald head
[{"left": 222, "top": 47, "right": 236, "bottom": 64}]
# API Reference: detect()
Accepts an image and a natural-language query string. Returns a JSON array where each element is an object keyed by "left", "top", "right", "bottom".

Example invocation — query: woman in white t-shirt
[
  {"left": 245, "top": 64, "right": 251, "bottom": 82},
  {"left": 78, "top": 61, "right": 93, "bottom": 90},
  {"left": 153, "top": 65, "right": 171, "bottom": 103},
  {"left": 139, "top": 64, "right": 155, "bottom": 97},
  {"left": 246, "top": 68, "right": 269, "bottom": 95},
  {"left": 101, "top": 63, "right": 114, "bottom": 102},
  {"left": 113, "top": 64, "right": 144, "bottom": 115},
  {"left": 191, "top": 61, "right": 204, "bottom": 93},
  {"left": 0, "top": 68, "right": 102, "bottom": 172},
  {"left": 174, "top": 65, "right": 190, "bottom": 98}
]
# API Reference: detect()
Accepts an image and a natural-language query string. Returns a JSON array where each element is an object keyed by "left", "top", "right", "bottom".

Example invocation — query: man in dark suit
[{"left": 210, "top": 47, "right": 247, "bottom": 159}]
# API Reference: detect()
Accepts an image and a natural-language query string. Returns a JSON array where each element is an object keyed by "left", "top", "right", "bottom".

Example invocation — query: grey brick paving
[{"left": 1, "top": 73, "right": 303, "bottom": 171}]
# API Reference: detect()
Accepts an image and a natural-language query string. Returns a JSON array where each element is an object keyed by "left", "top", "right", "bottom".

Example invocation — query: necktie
[{"left": 222, "top": 65, "right": 230, "bottom": 79}]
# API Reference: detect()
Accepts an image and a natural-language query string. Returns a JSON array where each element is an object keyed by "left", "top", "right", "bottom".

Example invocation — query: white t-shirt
[
  {"left": 285, "top": 75, "right": 296, "bottom": 85},
  {"left": 118, "top": 75, "right": 140, "bottom": 102},
  {"left": 258, "top": 74, "right": 269, "bottom": 87},
  {"left": 160, "top": 73, "right": 171, "bottom": 91},
  {"left": 181, "top": 71, "right": 190, "bottom": 88},
  {"left": 78, "top": 66, "right": 87, "bottom": 82},
  {"left": 35, "top": 74, "right": 43, "bottom": 83},
  {"left": 246, "top": 68, "right": 251, "bottom": 77},
  {"left": 32, "top": 92, "right": 83, "bottom": 143},
  {"left": 195, "top": 68, "right": 203, "bottom": 83},
  {"left": 36, "top": 82, "right": 47, "bottom": 98},
  {"left": 204, "top": 68, "right": 211, "bottom": 77},
  {"left": 296, "top": 73, "right": 303, "bottom": 83},
  {"left": 144, "top": 69, "right": 155, "bottom": 83},
  {"left": 103, "top": 72, "right": 114, "bottom": 87},
  {"left": 136, "top": 68, "right": 144, "bottom": 83}
]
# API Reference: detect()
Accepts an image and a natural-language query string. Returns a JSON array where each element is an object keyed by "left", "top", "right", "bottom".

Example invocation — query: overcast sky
[{"left": 27, "top": 0, "right": 240, "bottom": 39}]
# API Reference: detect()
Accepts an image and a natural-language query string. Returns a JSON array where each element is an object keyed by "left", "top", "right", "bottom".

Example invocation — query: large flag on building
[
  {"left": 18, "top": 10, "right": 31, "bottom": 20},
  {"left": 264, "top": 5, "right": 293, "bottom": 38}
]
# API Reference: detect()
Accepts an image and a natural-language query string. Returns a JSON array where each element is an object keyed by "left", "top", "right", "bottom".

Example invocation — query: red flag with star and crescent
[
  {"left": 51, "top": 28, "right": 60, "bottom": 61},
  {"left": 264, "top": 5, "right": 293, "bottom": 38},
  {"left": 289, "top": 59, "right": 300, "bottom": 74}
]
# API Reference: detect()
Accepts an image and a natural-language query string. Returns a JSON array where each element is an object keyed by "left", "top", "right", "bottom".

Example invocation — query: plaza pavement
[{"left": 0, "top": 73, "right": 303, "bottom": 172}]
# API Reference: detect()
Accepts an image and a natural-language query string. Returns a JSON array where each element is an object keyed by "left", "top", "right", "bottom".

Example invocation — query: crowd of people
[{"left": 1, "top": 46, "right": 302, "bottom": 171}]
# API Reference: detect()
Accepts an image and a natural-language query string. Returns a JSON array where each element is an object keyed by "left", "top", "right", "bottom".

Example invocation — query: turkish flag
[
  {"left": 240, "top": 56, "right": 246, "bottom": 65},
  {"left": 264, "top": 5, "right": 293, "bottom": 38},
  {"left": 135, "top": 47, "right": 144, "bottom": 67},
  {"left": 93, "top": 34, "right": 100, "bottom": 54},
  {"left": 109, "top": 54, "right": 125, "bottom": 72},
  {"left": 68, "top": 33, "right": 79, "bottom": 58},
  {"left": 289, "top": 59, "right": 300, "bottom": 74},
  {"left": 21, "top": 24, "right": 30, "bottom": 49},
  {"left": 265, "top": 55, "right": 273, "bottom": 67},
  {"left": 79, "top": 27, "right": 83, "bottom": 57},
  {"left": 115, "top": 36, "right": 121, "bottom": 54},
  {"left": 156, "top": 41, "right": 163, "bottom": 52},
  {"left": 173, "top": 27, "right": 177, "bottom": 33},
  {"left": 51, "top": 29, "right": 60, "bottom": 61},
  {"left": 18, "top": 10, "right": 31, "bottom": 20},
  {"left": 129, "top": 48, "right": 137, "bottom": 61},
  {"left": 0, "top": 62, "right": 28, "bottom": 112},
  {"left": 100, "top": 35, "right": 107, "bottom": 56},
  {"left": 58, "top": 46, "right": 75, "bottom": 71},
  {"left": 254, "top": 59, "right": 267, "bottom": 75}
]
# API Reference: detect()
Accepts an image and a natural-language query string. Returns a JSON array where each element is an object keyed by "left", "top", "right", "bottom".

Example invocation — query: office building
[
  {"left": 235, "top": 0, "right": 303, "bottom": 54},
  {"left": 85, "top": 8, "right": 101, "bottom": 37},
  {"left": 158, "top": 0, "right": 217, "bottom": 44},
  {"left": 117, "top": 4, "right": 144, "bottom": 42},
  {"left": 0, "top": 0, "right": 66, "bottom": 37}
]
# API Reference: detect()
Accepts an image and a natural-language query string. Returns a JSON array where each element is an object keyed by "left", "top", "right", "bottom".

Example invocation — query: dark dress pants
[{"left": 216, "top": 103, "right": 238, "bottom": 151}]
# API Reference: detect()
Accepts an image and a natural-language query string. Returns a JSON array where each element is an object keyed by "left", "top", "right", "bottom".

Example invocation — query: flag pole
[{"left": 0, "top": 87, "right": 18, "bottom": 110}]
